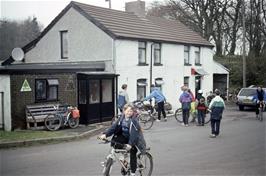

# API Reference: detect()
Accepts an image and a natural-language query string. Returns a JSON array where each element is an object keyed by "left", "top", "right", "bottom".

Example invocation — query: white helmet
[{"left": 198, "top": 89, "right": 203, "bottom": 94}]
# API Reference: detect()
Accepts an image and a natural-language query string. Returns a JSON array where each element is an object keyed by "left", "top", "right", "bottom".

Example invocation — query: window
[
  {"left": 102, "top": 79, "right": 112, "bottom": 103},
  {"left": 60, "top": 30, "right": 68, "bottom": 59},
  {"left": 155, "top": 78, "right": 164, "bottom": 91},
  {"left": 195, "top": 47, "right": 201, "bottom": 65},
  {"left": 184, "top": 77, "right": 189, "bottom": 87},
  {"left": 138, "top": 41, "right": 146, "bottom": 64},
  {"left": 153, "top": 43, "right": 161, "bottom": 65},
  {"left": 35, "top": 79, "right": 58, "bottom": 101},
  {"left": 79, "top": 80, "right": 86, "bottom": 104},
  {"left": 137, "top": 79, "right": 147, "bottom": 100},
  {"left": 184, "top": 46, "right": 190, "bottom": 65},
  {"left": 89, "top": 80, "right": 100, "bottom": 104}
]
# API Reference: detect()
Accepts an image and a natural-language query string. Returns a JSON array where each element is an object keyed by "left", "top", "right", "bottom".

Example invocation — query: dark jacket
[
  {"left": 104, "top": 115, "right": 146, "bottom": 153},
  {"left": 209, "top": 96, "right": 225, "bottom": 120}
]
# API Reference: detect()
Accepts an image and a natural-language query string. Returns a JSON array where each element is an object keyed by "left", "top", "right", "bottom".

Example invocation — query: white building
[{"left": 1, "top": 1, "right": 229, "bottom": 129}]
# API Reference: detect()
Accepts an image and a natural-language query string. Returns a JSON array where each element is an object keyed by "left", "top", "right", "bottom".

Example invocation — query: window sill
[
  {"left": 154, "top": 63, "right": 163, "bottom": 66},
  {"left": 184, "top": 63, "right": 192, "bottom": 66},
  {"left": 195, "top": 63, "right": 202, "bottom": 66},
  {"left": 35, "top": 99, "right": 59, "bottom": 103},
  {"left": 137, "top": 63, "right": 149, "bottom": 66}
]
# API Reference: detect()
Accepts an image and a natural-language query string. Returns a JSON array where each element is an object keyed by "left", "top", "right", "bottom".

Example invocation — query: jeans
[
  {"left": 182, "top": 109, "right": 190, "bottom": 125},
  {"left": 211, "top": 119, "right": 221, "bottom": 135},
  {"left": 197, "top": 110, "right": 205, "bottom": 125},
  {"left": 157, "top": 101, "right": 166, "bottom": 120}
]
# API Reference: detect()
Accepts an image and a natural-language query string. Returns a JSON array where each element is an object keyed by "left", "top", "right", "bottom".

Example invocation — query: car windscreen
[{"left": 239, "top": 89, "right": 256, "bottom": 96}]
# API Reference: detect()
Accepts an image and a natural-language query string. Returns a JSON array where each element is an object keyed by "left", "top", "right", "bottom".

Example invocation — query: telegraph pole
[
  {"left": 242, "top": 0, "right": 246, "bottom": 87},
  {"left": 106, "top": 0, "right": 111, "bottom": 9}
]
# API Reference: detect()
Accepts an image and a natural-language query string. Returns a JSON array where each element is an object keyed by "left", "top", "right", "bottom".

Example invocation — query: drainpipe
[{"left": 150, "top": 43, "right": 154, "bottom": 93}]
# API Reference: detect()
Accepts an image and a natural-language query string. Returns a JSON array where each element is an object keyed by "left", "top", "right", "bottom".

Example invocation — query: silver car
[{"left": 236, "top": 88, "right": 266, "bottom": 111}]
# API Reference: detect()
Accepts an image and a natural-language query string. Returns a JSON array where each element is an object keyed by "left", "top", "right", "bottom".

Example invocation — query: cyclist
[
  {"left": 118, "top": 84, "right": 129, "bottom": 113},
  {"left": 99, "top": 103, "right": 146, "bottom": 176},
  {"left": 179, "top": 86, "right": 193, "bottom": 126},
  {"left": 252, "top": 86, "right": 266, "bottom": 118},
  {"left": 143, "top": 84, "right": 167, "bottom": 122}
]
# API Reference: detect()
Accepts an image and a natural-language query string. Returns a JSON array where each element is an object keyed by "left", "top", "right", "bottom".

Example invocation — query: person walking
[
  {"left": 195, "top": 90, "right": 208, "bottom": 126},
  {"left": 143, "top": 84, "right": 167, "bottom": 122},
  {"left": 99, "top": 103, "right": 146, "bottom": 176},
  {"left": 118, "top": 84, "right": 129, "bottom": 113},
  {"left": 179, "top": 86, "right": 193, "bottom": 126},
  {"left": 252, "top": 86, "right": 266, "bottom": 118},
  {"left": 209, "top": 89, "right": 225, "bottom": 138}
]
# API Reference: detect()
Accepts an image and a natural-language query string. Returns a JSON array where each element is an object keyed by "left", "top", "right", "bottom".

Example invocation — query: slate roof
[{"left": 73, "top": 1, "right": 213, "bottom": 47}]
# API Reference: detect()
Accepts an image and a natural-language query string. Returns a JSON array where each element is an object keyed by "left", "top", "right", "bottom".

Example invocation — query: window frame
[
  {"left": 153, "top": 43, "right": 162, "bottom": 65},
  {"left": 137, "top": 79, "right": 147, "bottom": 100},
  {"left": 184, "top": 76, "right": 189, "bottom": 87},
  {"left": 184, "top": 45, "right": 190, "bottom": 65},
  {"left": 60, "top": 30, "right": 68, "bottom": 59},
  {"left": 195, "top": 46, "right": 201, "bottom": 65},
  {"left": 35, "top": 79, "right": 59, "bottom": 102},
  {"left": 138, "top": 41, "right": 147, "bottom": 65}
]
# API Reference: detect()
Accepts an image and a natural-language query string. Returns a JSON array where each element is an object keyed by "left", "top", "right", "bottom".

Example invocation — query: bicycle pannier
[{"left": 71, "top": 108, "right": 80, "bottom": 118}]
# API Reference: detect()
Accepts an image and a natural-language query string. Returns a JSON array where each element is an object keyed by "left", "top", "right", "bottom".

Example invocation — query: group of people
[{"left": 179, "top": 85, "right": 225, "bottom": 138}]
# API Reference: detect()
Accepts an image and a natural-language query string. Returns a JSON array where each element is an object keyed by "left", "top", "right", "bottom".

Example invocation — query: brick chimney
[{"left": 125, "top": 0, "right": 146, "bottom": 17}]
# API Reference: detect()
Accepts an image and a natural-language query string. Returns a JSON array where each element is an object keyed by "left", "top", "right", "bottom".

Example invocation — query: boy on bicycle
[{"left": 99, "top": 104, "right": 146, "bottom": 176}]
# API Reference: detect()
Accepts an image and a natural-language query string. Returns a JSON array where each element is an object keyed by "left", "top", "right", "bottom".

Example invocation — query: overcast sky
[{"left": 1, "top": 0, "right": 163, "bottom": 27}]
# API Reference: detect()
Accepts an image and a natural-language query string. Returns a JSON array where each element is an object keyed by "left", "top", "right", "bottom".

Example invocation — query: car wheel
[{"left": 239, "top": 105, "right": 244, "bottom": 111}]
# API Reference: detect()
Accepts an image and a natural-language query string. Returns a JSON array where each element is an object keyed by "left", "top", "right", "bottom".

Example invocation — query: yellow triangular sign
[{"left": 20, "top": 79, "right": 32, "bottom": 92}]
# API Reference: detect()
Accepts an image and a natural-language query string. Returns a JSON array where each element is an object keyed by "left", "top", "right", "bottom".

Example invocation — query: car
[{"left": 236, "top": 87, "right": 266, "bottom": 111}]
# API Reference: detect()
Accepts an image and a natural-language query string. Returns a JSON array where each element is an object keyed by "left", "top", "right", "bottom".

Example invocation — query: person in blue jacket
[
  {"left": 99, "top": 103, "right": 146, "bottom": 176},
  {"left": 143, "top": 84, "right": 167, "bottom": 122},
  {"left": 252, "top": 86, "right": 266, "bottom": 118}
]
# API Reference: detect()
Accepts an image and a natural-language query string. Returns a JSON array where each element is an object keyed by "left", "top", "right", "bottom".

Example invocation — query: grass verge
[{"left": 0, "top": 130, "right": 65, "bottom": 143}]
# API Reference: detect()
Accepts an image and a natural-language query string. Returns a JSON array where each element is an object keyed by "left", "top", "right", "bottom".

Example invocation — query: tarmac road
[{"left": 1, "top": 104, "right": 265, "bottom": 176}]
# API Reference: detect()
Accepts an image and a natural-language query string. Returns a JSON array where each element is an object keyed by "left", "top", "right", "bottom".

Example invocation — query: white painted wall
[
  {"left": 25, "top": 8, "right": 113, "bottom": 67},
  {"left": 115, "top": 39, "right": 218, "bottom": 110},
  {"left": 0, "top": 75, "right": 11, "bottom": 131}
]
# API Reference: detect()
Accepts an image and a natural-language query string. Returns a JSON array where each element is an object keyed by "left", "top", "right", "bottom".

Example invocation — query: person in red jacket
[{"left": 195, "top": 90, "right": 208, "bottom": 126}]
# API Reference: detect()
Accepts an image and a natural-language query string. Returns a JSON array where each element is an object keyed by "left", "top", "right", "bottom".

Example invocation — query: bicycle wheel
[
  {"left": 174, "top": 108, "right": 183, "bottom": 123},
  {"left": 68, "top": 115, "right": 79, "bottom": 128},
  {"left": 103, "top": 158, "right": 113, "bottom": 176},
  {"left": 138, "top": 113, "right": 154, "bottom": 130},
  {"left": 137, "top": 152, "right": 153, "bottom": 176},
  {"left": 44, "top": 114, "right": 62, "bottom": 131}
]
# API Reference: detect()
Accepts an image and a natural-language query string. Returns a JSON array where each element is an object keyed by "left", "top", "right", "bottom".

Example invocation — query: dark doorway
[
  {"left": 77, "top": 74, "right": 117, "bottom": 124},
  {"left": 195, "top": 75, "right": 201, "bottom": 97}
]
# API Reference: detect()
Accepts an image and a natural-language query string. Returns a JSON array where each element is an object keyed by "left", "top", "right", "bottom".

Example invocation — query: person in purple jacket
[{"left": 179, "top": 86, "right": 193, "bottom": 126}]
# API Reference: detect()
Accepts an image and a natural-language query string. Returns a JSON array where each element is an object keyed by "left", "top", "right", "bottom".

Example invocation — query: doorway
[{"left": 77, "top": 74, "right": 117, "bottom": 124}]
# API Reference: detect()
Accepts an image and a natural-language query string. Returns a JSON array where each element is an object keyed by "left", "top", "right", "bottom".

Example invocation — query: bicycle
[
  {"left": 257, "top": 101, "right": 265, "bottom": 121},
  {"left": 44, "top": 105, "right": 80, "bottom": 131},
  {"left": 99, "top": 138, "right": 153, "bottom": 176},
  {"left": 174, "top": 108, "right": 210, "bottom": 125}
]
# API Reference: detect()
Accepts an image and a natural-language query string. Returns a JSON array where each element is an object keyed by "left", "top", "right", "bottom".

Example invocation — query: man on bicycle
[
  {"left": 143, "top": 84, "right": 167, "bottom": 122},
  {"left": 252, "top": 86, "right": 266, "bottom": 118}
]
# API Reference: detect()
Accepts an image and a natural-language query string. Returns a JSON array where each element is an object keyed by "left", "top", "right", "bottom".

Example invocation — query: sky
[{"left": 1, "top": 0, "right": 163, "bottom": 27}]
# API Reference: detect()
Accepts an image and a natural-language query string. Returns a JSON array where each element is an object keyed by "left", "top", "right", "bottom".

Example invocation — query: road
[{"left": 1, "top": 104, "right": 265, "bottom": 176}]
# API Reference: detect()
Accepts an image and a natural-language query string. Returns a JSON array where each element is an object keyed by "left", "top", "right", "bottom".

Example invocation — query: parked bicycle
[
  {"left": 174, "top": 108, "right": 210, "bottom": 125},
  {"left": 44, "top": 105, "right": 80, "bottom": 131},
  {"left": 111, "top": 102, "right": 154, "bottom": 130},
  {"left": 257, "top": 101, "right": 265, "bottom": 121},
  {"left": 99, "top": 138, "right": 153, "bottom": 176}
]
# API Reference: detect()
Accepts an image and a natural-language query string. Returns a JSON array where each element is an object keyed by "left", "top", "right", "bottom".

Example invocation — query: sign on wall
[{"left": 20, "top": 79, "right": 32, "bottom": 92}]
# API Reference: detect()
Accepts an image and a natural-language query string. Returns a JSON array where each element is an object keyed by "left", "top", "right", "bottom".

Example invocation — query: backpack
[{"left": 118, "top": 94, "right": 126, "bottom": 109}]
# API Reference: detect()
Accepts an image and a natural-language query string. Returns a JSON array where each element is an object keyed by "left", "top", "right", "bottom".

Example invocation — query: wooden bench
[{"left": 25, "top": 104, "right": 68, "bottom": 130}]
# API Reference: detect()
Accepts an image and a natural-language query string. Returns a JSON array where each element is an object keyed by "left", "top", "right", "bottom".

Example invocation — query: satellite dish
[{"left": 11, "top": 48, "right": 24, "bottom": 61}]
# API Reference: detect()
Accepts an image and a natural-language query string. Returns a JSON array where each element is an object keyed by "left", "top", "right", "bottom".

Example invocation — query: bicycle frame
[{"left": 104, "top": 147, "right": 130, "bottom": 172}]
